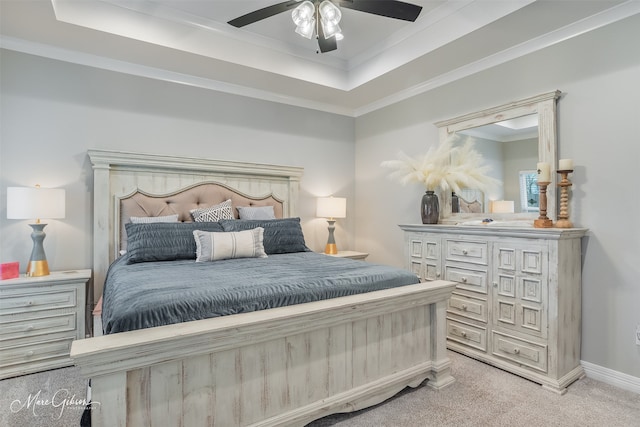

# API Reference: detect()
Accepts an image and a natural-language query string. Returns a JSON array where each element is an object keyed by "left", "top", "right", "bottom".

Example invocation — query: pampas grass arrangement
[{"left": 381, "top": 135, "right": 500, "bottom": 194}]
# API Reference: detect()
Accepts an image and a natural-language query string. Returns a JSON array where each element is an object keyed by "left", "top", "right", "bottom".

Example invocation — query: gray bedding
[{"left": 102, "top": 252, "right": 420, "bottom": 334}]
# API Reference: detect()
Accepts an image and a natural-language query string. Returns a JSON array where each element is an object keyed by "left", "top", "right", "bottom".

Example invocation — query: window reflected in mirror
[{"left": 519, "top": 170, "right": 539, "bottom": 212}]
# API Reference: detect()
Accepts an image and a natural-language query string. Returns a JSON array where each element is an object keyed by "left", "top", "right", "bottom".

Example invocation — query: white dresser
[
  {"left": 0, "top": 269, "right": 91, "bottom": 379},
  {"left": 400, "top": 224, "right": 587, "bottom": 394}
]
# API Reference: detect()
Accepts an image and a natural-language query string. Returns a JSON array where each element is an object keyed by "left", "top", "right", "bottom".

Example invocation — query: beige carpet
[{"left": 1, "top": 351, "right": 638, "bottom": 426}]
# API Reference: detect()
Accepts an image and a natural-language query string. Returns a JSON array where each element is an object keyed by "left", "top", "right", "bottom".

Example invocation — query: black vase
[{"left": 421, "top": 191, "right": 439, "bottom": 224}]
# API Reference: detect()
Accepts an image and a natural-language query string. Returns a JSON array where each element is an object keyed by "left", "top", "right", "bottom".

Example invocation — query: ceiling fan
[{"left": 228, "top": 0, "right": 423, "bottom": 53}]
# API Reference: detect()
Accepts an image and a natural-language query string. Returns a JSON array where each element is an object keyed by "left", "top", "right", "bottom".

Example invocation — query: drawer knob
[
  {"left": 493, "top": 282, "right": 498, "bottom": 287},
  {"left": 436, "top": 272, "right": 441, "bottom": 278},
  {"left": 26, "top": 350, "right": 34, "bottom": 357},
  {"left": 462, "top": 249, "right": 468, "bottom": 255},
  {"left": 461, "top": 277, "right": 467, "bottom": 283},
  {"left": 27, "top": 301, "right": 34, "bottom": 306},
  {"left": 26, "top": 325, "right": 35, "bottom": 331},
  {"left": 461, "top": 304, "right": 468, "bottom": 311},
  {"left": 513, "top": 348, "right": 520, "bottom": 354},
  {"left": 461, "top": 331, "right": 467, "bottom": 338}
]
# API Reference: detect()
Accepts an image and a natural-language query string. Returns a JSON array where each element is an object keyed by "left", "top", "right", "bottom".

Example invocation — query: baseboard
[{"left": 581, "top": 360, "right": 640, "bottom": 394}]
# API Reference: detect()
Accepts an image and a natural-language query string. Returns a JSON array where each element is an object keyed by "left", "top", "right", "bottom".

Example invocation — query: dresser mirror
[{"left": 435, "top": 91, "right": 561, "bottom": 223}]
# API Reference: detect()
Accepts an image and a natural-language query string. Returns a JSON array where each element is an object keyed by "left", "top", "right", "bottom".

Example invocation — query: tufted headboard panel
[{"left": 119, "top": 182, "right": 284, "bottom": 250}]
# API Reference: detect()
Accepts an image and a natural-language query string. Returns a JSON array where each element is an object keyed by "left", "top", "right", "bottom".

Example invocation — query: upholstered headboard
[
  {"left": 88, "top": 149, "right": 303, "bottom": 305},
  {"left": 118, "top": 182, "right": 284, "bottom": 251}
]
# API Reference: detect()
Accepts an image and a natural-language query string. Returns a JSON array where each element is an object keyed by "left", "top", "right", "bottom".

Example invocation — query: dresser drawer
[
  {"left": 0, "top": 288, "right": 78, "bottom": 315},
  {"left": 445, "top": 265, "right": 487, "bottom": 294},
  {"left": 0, "top": 338, "right": 73, "bottom": 369},
  {"left": 492, "top": 331, "right": 547, "bottom": 373},
  {"left": 448, "top": 292, "right": 487, "bottom": 323},
  {"left": 447, "top": 318, "right": 487, "bottom": 352},
  {"left": 445, "top": 239, "right": 488, "bottom": 264},
  {"left": 0, "top": 312, "right": 77, "bottom": 343}
]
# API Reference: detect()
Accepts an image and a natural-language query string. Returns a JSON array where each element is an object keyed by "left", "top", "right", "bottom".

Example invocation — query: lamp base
[
  {"left": 534, "top": 218, "right": 554, "bottom": 228},
  {"left": 27, "top": 259, "right": 50, "bottom": 277},
  {"left": 324, "top": 243, "right": 338, "bottom": 255}
]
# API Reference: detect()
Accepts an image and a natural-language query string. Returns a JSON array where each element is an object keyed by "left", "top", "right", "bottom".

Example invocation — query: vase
[{"left": 421, "top": 191, "right": 439, "bottom": 224}]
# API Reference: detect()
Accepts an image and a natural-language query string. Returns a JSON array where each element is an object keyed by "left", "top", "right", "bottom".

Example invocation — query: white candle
[
  {"left": 537, "top": 162, "right": 551, "bottom": 182},
  {"left": 559, "top": 158, "right": 573, "bottom": 170}
]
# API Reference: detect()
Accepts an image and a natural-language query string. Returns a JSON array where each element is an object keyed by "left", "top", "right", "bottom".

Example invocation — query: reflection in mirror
[
  {"left": 435, "top": 91, "right": 561, "bottom": 223},
  {"left": 454, "top": 113, "right": 539, "bottom": 214}
]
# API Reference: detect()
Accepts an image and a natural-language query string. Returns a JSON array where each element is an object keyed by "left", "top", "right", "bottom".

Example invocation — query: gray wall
[
  {"left": 354, "top": 14, "right": 640, "bottom": 377},
  {"left": 0, "top": 49, "right": 356, "bottom": 273}
]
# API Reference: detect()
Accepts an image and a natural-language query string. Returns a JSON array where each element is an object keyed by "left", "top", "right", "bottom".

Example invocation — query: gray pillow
[
  {"left": 125, "top": 222, "right": 223, "bottom": 263},
  {"left": 219, "top": 217, "right": 309, "bottom": 254},
  {"left": 237, "top": 206, "right": 276, "bottom": 220}
]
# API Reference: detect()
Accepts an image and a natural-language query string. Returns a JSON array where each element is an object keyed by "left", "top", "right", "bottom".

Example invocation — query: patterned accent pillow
[
  {"left": 190, "top": 199, "right": 234, "bottom": 222},
  {"left": 130, "top": 214, "right": 179, "bottom": 223},
  {"left": 193, "top": 228, "right": 267, "bottom": 262},
  {"left": 237, "top": 206, "right": 276, "bottom": 220}
]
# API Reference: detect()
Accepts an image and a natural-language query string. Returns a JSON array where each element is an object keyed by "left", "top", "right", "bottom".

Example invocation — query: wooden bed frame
[{"left": 70, "top": 150, "right": 456, "bottom": 426}]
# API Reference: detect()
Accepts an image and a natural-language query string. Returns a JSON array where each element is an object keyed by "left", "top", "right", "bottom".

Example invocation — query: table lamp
[
  {"left": 317, "top": 196, "right": 346, "bottom": 254},
  {"left": 7, "top": 186, "right": 66, "bottom": 276}
]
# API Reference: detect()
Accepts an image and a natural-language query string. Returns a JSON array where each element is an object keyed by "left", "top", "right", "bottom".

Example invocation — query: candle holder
[
  {"left": 534, "top": 181, "right": 553, "bottom": 228},
  {"left": 555, "top": 169, "right": 574, "bottom": 228}
]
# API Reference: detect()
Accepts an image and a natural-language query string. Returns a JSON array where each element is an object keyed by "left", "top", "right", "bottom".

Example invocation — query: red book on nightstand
[{"left": 0, "top": 262, "right": 19, "bottom": 280}]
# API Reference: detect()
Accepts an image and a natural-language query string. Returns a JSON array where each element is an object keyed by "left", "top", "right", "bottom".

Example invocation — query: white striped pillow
[{"left": 193, "top": 228, "right": 267, "bottom": 262}]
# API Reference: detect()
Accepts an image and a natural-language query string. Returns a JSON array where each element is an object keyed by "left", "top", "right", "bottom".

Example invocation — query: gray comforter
[{"left": 102, "top": 252, "right": 419, "bottom": 334}]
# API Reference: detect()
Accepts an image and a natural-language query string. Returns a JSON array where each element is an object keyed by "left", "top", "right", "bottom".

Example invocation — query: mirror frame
[{"left": 435, "top": 90, "right": 561, "bottom": 223}]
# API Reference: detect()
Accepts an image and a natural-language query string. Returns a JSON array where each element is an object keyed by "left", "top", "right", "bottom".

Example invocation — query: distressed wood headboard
[{"left": 87, "top": 149, "right": 304, "bottom": 305}]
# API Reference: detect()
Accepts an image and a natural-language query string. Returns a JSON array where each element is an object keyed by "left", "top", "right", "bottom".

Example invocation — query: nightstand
[
  {"left": 0, "top": 269, "right": 91, "bottom": 379},
  {"left": 326, "top": 251, "right": 369, "bottom": 260}
]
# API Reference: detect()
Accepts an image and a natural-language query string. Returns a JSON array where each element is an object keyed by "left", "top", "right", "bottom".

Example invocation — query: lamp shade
[
  {"left": 491, "top": 200, "right": 515, "bottom": 214},
  {"left": 317, "top": 197, "right": 346, "bottom": 219},
  {"left": 7, "top": 187, "right": 65, "bottom": 221}
]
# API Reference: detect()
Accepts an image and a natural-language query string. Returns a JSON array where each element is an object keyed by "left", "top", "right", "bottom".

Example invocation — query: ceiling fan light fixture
[
  {"left": 292, "top": 1, "right": 315, "bottom": 26},
  {"left": 295, "top": 19, "right": 315, "bottom": 39},
  {"left": 321, "top": 21, "right": 341, "bottom": 39}
]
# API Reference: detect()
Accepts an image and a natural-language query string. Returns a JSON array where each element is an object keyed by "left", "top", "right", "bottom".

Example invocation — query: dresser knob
[
  {"left": 461, "top": 277, "right": 467, "bottom": 283},
  {"left": 513, "top": 348, "right": 520, "bottom": 354},
  {"left": 27, "top": 301, "right": 33, "bottom": 306},
  {"left": 461, "top": 331, "right": 467, "bottom": 338},
  {"left": 436, "top": 272, "right": 441, "bottom": 278},
  {"left": 26, "top": 325, "right": 34, "bottom": 331},
  {"left": 26, "top": 350, "right": 34, "bottom": 357},
  {"left": 493, "top": 282, "right": 498, "bottom": 287},
  {"left": 461, "top": 304, "right": 468, "bottom": 311},
  {"left": 462, "top": 249, "right": 468, "bottom": 255}
]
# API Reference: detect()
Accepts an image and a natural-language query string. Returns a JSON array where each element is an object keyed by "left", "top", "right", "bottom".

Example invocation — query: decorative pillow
[
  {"left": 125, "top": 222, "right": 224, "bottom": 263},
  {"left": 237, "top": 206, "right": 276, "bottom": 220},
  {"left": 190, "top": 199, "right": 234, "bottom": 222},
  {"left": 130, "top": 214, "right": 179, "bottom": 223},
  {"left": 193, "top": 228, "right": 267, "bottom": 262},
  {"left": 220, "top": 217, "right": 309, "bottom": 255}
]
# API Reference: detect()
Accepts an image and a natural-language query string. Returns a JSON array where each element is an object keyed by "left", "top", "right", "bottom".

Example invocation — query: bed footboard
[{"left": 71, "top": 280, "right": 456, "bottom": 426}]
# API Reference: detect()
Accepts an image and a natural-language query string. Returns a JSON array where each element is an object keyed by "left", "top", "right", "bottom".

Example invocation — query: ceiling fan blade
[
  {"left": 335, "top": 0, "right": 423, "bottom": 22},
  {"left": 228, "top": 1, "right": 301, "bottom": 28},
  {"left": 317, "top": 22, "right": 338, "bottom": 53}
]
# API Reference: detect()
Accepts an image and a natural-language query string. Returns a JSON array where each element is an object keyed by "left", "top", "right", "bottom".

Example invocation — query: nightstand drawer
[
  {"left": 0, "top": 288, "right": 78, "bottom": 315},
  {"left": 0, "top": 337, "right": 73, "bottom": 368},
  {"left": 492, "top": 331, "right": 547, "bottom": 373},
  {"left": 0, "top": 312, "right": 77, "bottom": 343}
]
